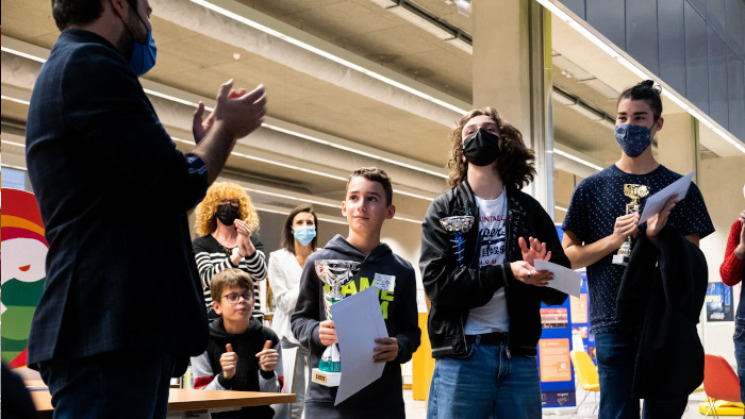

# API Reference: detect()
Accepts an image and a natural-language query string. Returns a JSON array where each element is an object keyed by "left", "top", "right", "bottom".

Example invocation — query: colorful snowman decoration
[{"left": 2, "top": 188, "right": 48, "bottom": 368}]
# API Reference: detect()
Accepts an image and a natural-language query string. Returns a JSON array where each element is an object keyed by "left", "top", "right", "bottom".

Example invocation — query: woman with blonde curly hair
[
  {"left": 420, "top": 107, "right": 570, "bottom": 418},
  {"left": 193, "top": 182, "right": 267, "bottom": 320}
]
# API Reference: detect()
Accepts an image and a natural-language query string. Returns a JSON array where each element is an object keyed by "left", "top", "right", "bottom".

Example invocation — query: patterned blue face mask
[
  {"left": 294, "top": 226, "right": 316, "bottom": 246},
  {"left": 129, "top": 29, "right": 157, "bottom": 76},
  {"left": 614, "top": 124, "right": 651, "bottom": 157}
]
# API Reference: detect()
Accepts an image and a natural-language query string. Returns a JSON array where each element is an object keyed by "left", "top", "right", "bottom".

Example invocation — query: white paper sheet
[
  {"left": 638, "top": 172, "right": 693, "bottom": 224},
  {"left": 329, "top": 287, "right": 388, "bottom": 405},
  {"left": 533, "top": 260, "right": 582, "bottom": 297}
]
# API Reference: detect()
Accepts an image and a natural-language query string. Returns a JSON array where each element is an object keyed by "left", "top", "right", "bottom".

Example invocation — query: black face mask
[
  {"left": 462, "top": 128, "right": 502, "bottom": 166},
  {"left": 215, "top": 204, "right": 239, "bottom": 226}
]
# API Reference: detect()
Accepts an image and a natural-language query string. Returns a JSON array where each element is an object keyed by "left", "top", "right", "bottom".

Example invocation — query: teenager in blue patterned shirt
[{"left": 562, "top": 80, "right": 714, "bottom": 418}]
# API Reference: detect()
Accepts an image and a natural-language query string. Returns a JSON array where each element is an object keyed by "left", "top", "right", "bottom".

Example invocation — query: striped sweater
[{"left": 192, "top": 234, "right": 267, "bottom": 318}]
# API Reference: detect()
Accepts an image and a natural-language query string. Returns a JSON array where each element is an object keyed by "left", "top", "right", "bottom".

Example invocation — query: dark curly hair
[
  {"left": 447, "top": 107, "right": 536, "bottom": 189},
  {"left": 618, "top": 80, "right": 663, "bottom": 121}
]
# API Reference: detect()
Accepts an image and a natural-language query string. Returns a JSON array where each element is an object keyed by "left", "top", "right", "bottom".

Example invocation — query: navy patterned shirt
[{"left": 562, "top": 164, "right": 714, "bottom": 333}]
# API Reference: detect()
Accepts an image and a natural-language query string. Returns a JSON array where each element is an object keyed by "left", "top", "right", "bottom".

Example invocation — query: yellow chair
[{"left": 570, "top": 350, "right": 600, "bottom": 415}]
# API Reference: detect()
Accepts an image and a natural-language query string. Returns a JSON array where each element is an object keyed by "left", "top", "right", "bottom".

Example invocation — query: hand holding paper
[
  {"left": 511, "top": 260, "right": 553, "bottom": 286},
  {"left": 373, "top": 337, "right": 399, "bottom": 363},
  {"left": 646, "top": 196, "right": 677, "bottom": 240},
  {"left": 638, "top": 172, "right": 692, "bottom": 224}
]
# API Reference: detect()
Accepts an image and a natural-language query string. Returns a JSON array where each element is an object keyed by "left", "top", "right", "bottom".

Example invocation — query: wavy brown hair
[
  {"left": 195, "top": 182, "right": 260, "bottom": 237},
  {"left": 447, "top": 107, "right": 536, "bottom": 189}
]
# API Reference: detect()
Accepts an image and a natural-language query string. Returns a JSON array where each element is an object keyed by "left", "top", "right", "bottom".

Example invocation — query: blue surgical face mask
[
  {"left": 129, "top": 29, "right": 157, "bottom": 76},
  {"left": 294, "top": 226, "right": 316, "bottom": 246},
  {"left": 614, "top": 124, "right": 651, "bottom": 157}
]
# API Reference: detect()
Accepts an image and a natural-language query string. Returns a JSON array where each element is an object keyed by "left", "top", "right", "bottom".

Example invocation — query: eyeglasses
[
  {"left": 219, "top": 199, "right": 241, "bottom": 206},
  {"left": 221, "top": 292, "right": 253, "bottom": 304}
]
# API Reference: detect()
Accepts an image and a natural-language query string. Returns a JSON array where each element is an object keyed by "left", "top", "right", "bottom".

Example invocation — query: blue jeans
[
  {"left": 39, "top": 348, "right": 177, "bottom": 419},
  {"left": 734, "top": 316, "right": 745, "bottom": 410},
  {"left": 595, "top": 331, "right": 687, "bottom": 419},
  {"left": 427, "top": 340, "right": 541, "bottom": 419}
]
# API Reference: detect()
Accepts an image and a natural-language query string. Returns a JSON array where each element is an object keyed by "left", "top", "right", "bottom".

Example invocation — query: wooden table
[{"left": 31, "top": 387, "right": 295, "bottom": 418}]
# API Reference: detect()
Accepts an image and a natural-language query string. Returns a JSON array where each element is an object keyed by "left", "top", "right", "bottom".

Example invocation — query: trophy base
[
  {"left": 612, "top": 254, "right": 629, "bottom": 266},
  {"left": 312, "top": 368, "right": 341, "bottom": 387}
]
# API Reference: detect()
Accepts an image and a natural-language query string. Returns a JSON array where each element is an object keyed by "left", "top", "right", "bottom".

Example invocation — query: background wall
[
  {"left": 561, "top": 0, "right": 745, "bottom": 142},
  {"left": 699, "top": 154, "right": 745, "bottom": 364}
]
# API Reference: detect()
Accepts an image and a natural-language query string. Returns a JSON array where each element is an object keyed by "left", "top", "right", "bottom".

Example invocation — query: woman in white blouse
[{"left": 268, "top": 204, "right": 318, "bottom": 419}]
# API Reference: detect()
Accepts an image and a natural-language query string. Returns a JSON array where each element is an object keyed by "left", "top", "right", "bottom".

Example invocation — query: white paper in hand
[
  {"left": 329, "top": 287, "right": 388, "bottom": 405},
  {"left": 638, "top": 172, "right": 693, "bottom": 225},
  {"left": 533, "top": 260, "right": 582, "bottom": 297}
]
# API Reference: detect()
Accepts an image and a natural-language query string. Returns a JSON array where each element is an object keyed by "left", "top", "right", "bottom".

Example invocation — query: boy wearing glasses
[{"left": 191, "top": 268, "right": 282, "bottom": 419}]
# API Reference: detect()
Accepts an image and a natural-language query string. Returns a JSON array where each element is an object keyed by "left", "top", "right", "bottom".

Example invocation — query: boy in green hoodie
[{"left": 291, "top": 167, "right": 421, "bottom": 418}]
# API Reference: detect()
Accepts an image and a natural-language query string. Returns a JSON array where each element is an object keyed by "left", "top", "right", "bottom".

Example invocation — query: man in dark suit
[{"left": 25, "top": 0, "right": 267, "bottom": 417}]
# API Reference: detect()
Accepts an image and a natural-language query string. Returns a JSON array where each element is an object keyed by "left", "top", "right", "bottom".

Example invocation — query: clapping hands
[{"left": 511, "top": 237, "right": 553, "bottom": 287}]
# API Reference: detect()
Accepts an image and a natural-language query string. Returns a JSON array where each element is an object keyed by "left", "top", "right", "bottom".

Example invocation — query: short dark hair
[
  {"left": 347, "top": 167, "right": 393, "bottom": 206},
  {"left": 447, "top": 107, "right": 536, "bottom": 189},
  {"left": 618, "top": 80, "right": 663, "bottom": 121},
  {"left": 52, "top": 0, "right": 138, "bottom": 30},
  {"left": 281, "top": 203, "right": 318, "bottom": 253},
  {"left": 210, "top": 268, "right": 253, "bottom": 305}
]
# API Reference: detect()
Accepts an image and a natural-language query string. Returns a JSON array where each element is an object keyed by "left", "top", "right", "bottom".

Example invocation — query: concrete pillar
[
  {"left": 656, "top": 111, "right": 697, "bottom": 177},
  {"left": 472, "top": 0, "right": 553, "bottom": 214}
]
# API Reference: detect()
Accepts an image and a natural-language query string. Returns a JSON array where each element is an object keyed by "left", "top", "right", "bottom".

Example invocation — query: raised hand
[
  {"left": 519, "top": 236, "right": 552, "bottom": 267},
  {"left": 212, "top": 80, "right": 266, "bottom": 141},
  {"left": 255, "top": 340, "right": 279, "bottom": 372},
  {"left": 220, "top": 343, "right": 238, "bottom": 380},
  {"left": 192, "top": 101, "right": 215, "bottom": 144},
  {"left": 234, "top": 219, "right": 256, "bottom": 257}
]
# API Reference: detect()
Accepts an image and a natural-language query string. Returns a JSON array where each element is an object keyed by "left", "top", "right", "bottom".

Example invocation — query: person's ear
[
  {"left": 110, "top": 0, "right": 126, "bottom": 16},
  {"left": 385, "top": 204, "right": 396, "bottom": 220},
  {"left": 212, "top": 300, "right": 222, "bottom": 316},
  {"left": 341, "top": 200, "right": 347, "bottom": 217},
  {"left": 655, "top": 116, "right": 664, "bottom": 131}
]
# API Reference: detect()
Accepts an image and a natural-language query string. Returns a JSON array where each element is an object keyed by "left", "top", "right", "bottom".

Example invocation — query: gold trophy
[{"left": 612, "top": 184, "right": 649, "bottom": 266}]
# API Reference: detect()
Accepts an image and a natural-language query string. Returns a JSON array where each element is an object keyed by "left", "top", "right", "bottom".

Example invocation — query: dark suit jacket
[
  {"left": 616, "top": 225, "right": 708, "bottom": 401},
  {"left": 25, "top": 29, "right": 209, "bottom": 370}
]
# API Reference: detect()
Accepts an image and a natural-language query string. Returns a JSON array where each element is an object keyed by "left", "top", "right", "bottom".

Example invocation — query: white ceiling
[{"left": 2, "top": 0, "right": 738, "bottom": 222}]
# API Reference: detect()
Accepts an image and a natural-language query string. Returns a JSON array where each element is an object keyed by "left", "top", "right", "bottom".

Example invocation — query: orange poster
[
  {"left": 570, "top": 293, "right": 588, "bottom": 324},
  {"left": 539, "top": 338, "right": 571, "bottom": 382},
  {"left": 540, "top": 307, "right": 568, "bottom": 328}
]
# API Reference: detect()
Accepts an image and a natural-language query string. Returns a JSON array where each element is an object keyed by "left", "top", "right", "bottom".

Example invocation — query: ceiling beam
[{"left": 152, "top": 0, "right": 469, "bottom": 125}]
